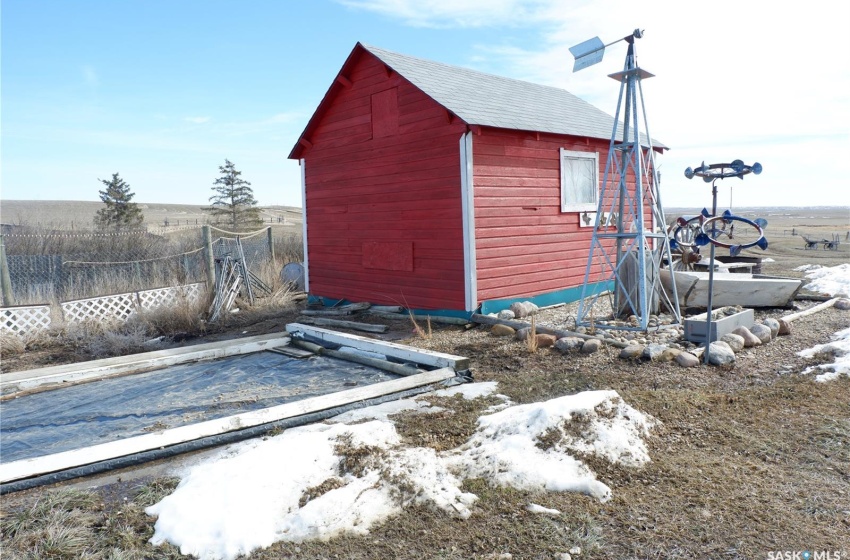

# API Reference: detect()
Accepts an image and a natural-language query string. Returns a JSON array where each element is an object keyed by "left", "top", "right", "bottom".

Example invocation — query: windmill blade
[{"left": 569, "top": 36, "right": 605, "bottom": 72}]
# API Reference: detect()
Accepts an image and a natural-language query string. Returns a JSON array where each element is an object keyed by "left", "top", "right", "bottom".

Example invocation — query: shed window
[{"left": 560, "top": 148, "right": 599, "bottom": 213}]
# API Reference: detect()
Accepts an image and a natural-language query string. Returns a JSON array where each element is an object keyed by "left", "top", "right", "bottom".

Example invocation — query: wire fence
[{"left": 1, "top": 226, "right": 303, "bottom": 305}]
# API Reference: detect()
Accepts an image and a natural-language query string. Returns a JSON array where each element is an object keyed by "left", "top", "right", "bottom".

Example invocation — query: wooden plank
[
  {"left": 781, "top": 298, "right": 838, "bottom": 322},
  {"left": 367, "top": 310, "right": 471, "bottom": 325},
  {"left": 662, "top": 271, "right": 804, "bottom": 308},
  {"left": 267, "top": 346, "right": 314, "bottom": 359},
  {"left": 297, "top": 316, "right": 389, "bottom": 334},
  {"left": 0, "top": 367, "right": 458, "bottom": 484},
  {"left": 370, "top": 305, "right": 403, "bottom": 313},
  {"left": 0, "top": 333, "right": 292, "bottom": 393},
  {"left": 290, "top": 340, "right": 422, "bottom": 376},
  {"left": 286, "top": 323, "right": 470, "bottom": 370}
]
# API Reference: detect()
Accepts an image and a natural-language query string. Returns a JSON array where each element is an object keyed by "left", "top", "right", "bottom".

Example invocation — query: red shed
[{"left": 289, "top": 43, "right": 665, "bottom": 315}]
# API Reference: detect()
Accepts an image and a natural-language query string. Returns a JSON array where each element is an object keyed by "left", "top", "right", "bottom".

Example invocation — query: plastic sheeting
[{"left": 1, "top": 351, "right": 397, "bottom": 463}]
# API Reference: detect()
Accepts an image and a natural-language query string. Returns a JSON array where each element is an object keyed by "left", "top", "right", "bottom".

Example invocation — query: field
[
  {"left": 0, "top": 200, "right": 303, "bottom": 231},
  {"left": 0, "top": 205, "right": 848, "bottom": 559}
]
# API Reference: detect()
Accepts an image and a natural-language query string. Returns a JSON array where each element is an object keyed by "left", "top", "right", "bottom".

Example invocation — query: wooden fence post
[
  {"left": 267, "top": 226, "right": 275, "bottom": 263},
  {"left": 202, "top": 226, "right": 215, "bottom": 290},
  {"left": 0, "top": 234, "right": 15, "bottom": 306}
]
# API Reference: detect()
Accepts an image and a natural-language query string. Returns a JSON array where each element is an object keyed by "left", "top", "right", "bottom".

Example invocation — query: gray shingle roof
[{"left": 363, "top": 44, "right": 665, "bottom": 149}]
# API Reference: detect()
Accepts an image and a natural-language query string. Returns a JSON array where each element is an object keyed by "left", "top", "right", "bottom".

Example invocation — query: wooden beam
[
  {"left": 470, "top": 125, "right": 482, "bottom": 136},
  {"left": 446, "top": 110, "right": 455, "bottom": 124},
  {"left": 335, "top": 74, "right": 352, "bottom": 88},
  {"left": 1, "top": 333, "right": 292, "bottom": 394},
  {"left": 290, "top": 340, "right": 422, "bottom": 377},
  {"left": 286, "top": 323, "right": 470, "bottom": 369},
  {"left": 0, "top": 367, "right": 458, "bottom": 484},
  {"left": 299, "top": 138, "right": 313, "bottom": 149},
  {"left": 781, "top": 297, "right": 838, "bottom": 323},
  {"left": 384, "top": 64, "right": 394, "bottom": 78},
  {"left": 367, "top": 310, "right": 471, "bottom": 326},
  {"left": 298, "top": 316, "right": 389, "bottom": 334}
]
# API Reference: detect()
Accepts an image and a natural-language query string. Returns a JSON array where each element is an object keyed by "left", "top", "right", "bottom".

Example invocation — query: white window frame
[{"left": 560, "top": 148, "right": 599, "bottom": 213}]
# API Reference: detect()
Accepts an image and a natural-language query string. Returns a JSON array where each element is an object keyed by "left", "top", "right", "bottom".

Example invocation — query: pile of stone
[{"left": 484, "top": 300, "right": 804, "bottom": 368}]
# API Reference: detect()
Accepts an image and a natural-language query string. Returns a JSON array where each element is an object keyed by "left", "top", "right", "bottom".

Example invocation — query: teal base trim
[{"left": 479, "top": 281, "right": 613, "bottom": 315}]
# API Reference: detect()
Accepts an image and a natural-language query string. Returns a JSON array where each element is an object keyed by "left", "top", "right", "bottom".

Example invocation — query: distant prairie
[{"left": 0, "top": 200, "right": 302, "bottom": 230}]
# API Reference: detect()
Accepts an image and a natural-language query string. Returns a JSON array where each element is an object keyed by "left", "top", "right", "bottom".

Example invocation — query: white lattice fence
[
  {"left": 138, "top": 282, "right": 204, "bottom": 312},
  {"left": 1, "top": 305, "right": 52, "bottom": 336},
  {"left": 61, "top": 293, "right": 139, "bottom": 324}
]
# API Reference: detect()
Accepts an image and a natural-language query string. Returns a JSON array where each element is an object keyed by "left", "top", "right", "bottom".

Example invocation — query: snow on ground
[
  {"left": 795, "top": 263, "right": 850, "bottom": 297},
  {"left": 447, "top": 390, "right": 653, "bottom": 503},
  {"left": 146, "top": 385, "right": 654, "bottom": 560},
  {"left": 798, "top": 327, "right": 850, "bottom": 382},
  {"left": 794, "top": 264, "right": 850, "bottom": 381}
]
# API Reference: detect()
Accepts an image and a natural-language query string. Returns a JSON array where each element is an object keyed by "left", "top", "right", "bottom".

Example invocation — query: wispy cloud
[{"left": 184, "top": 116, "right": 211, "bottom": 124}]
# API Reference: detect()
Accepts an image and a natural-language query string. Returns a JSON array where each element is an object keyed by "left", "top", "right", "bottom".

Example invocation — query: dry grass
[
  {"left": 526, "top": 315, "right": 539, "bottom": 353},
  {"left": 409, "top": 311, "right": 433, "bottom": 339},
  {"left": 0, "top": 479, "right": 183, "bottom": 560}
]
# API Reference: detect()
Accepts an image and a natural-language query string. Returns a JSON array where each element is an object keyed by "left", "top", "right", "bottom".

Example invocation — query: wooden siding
[
  {"left": 472, "top": 128, "right": 636, "bottom": 302},
  {"left": 303, "top": 53, "right": 468, "bottom": 310}
]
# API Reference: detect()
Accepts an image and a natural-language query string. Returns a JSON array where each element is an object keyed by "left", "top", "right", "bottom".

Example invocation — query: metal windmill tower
[{"left": 572, "top": 29, "right": 681, "bottom": 331}]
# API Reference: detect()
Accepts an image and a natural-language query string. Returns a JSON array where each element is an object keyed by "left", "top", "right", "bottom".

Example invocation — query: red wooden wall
[
  {"left": 301, "top": 52, "right": 468, "bottom": 310},
  {"left": 472, "top": 128, "right": 626, "bottom": 302}
]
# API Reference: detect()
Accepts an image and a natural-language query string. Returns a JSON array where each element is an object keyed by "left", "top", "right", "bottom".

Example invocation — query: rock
[
  {"left": 720, "top": 333, "right": 745, "bottom": 353},
  {"left": 660, "top": 347, "right": 681, "bottom": 362},
  {"left": 778, "top": 318, "right": 792, "bottom": 335},
  {"left": 731, "top": 326, "right": 761, "bottom": 347},
  {"left": 569, "top": 547, "right": 582, "bottom": 556},
  {"left": 619, "top": 345, "right": 644, "bottom": 359},
  {"left": 750, "top": 323, "right": 772, "bottom": 344},
  {"left": 642, "top": 343, "right": 667, "bottom": 360},
  {"left": 509, "top": 301, "right": 539, "bottom": 318},
  {"left": 555, "top": 554, "right": 572, "bottom": 560},
  {"left": 491, "top": 324, "right": 515, "bottom": 337},
  {"left": 676, "top": 351, "right": 700, "bottom": 367},
  {"left": 515, "top": 327, "right": 531, "bottom": 341},
  {"left": 555, "top": 337, "right": 585, "bottom": 353},
  {"left": 761, "top": 318, "right": 780, "bottom": 339},
  {"left": 834, "top": 298, "right": 850, "bottom": 310},
  {"left": 536, "top": 334, "right": 556, "bottom": 348},
  {"left": 497, "top": 309, "right": 516, "bottom": 320},
  {"left": 707, "top": 341, "right": 736, "bottom": 365},
  {"left": 581, "top": 338, "right": 602, "bottom": 354}
]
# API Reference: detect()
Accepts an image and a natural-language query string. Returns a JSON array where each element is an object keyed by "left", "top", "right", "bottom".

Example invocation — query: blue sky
[{"left": 2, "top": 0, "right": 849, "bottom": 209}]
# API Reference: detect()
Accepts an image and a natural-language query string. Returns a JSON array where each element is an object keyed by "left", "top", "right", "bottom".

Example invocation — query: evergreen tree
[
  {"left": 94, "top": 173, "right": 144, "bottom": 230},
  {"left": 205, "top": 159, "right": 261, "bottom": 229}
]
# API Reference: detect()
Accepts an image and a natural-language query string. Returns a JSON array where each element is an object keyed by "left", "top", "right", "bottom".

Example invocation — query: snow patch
[
  {"left": 146, "top": 387, "right": 653, "bottom": 559},
  {"left": 447, "top": 390, "right": 653, "bottom": 503},
  {"left": 527, "top": 503, "right": 561, "bottom": 516},
  {"left": 432, "top": 381, "right": 500, "bottom": 400},
  {"left": 798, "top": 327, "right": 850, "bottom": 382},
  {"left": 800, "top": 263, "right": 850, "bottom": 297}
]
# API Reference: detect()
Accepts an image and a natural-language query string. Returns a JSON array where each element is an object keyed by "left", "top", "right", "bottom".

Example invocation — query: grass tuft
[{"left": 526, "top": 315, "right": 538, "bottom": 353}]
